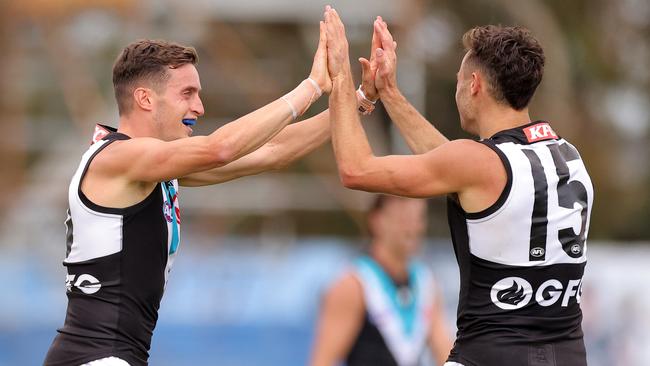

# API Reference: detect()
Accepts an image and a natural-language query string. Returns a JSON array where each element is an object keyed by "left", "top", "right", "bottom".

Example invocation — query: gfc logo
[
  {"left": 490, "top": 277, "right": 533, "bottom": 310},
  {"left": 490, "top": 277, "right": 583, "bottom": 311},
  {"left": 66, "top": 274, "right": 101, "bottom": 294}
]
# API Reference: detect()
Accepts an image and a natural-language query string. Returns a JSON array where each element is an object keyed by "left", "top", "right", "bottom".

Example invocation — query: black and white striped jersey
[
  {"left": 446, "top": 121, "right": 593, "bottom": 366},
  {"left": 45, "top": 126, "right": 181, "bottom": 366}
]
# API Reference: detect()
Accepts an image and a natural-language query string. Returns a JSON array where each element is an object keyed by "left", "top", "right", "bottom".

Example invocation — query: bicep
[
  {"left": 179, "top": 144, "right": 276, "bottom": 187},
  {"left": 347, "top": 140, "right": 484, "bottom": 198},
  {"left": 100, "top": 136, "right": 225, "bottom": 183}
]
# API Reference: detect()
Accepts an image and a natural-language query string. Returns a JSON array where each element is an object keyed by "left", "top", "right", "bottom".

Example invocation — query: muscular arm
[
  {"left": 373, "top": 20, "right": 448, "bottom": 154},
  {"left": 336, "top": 139, "right": 491, "bottom": 198},
  {"left": 96, "top": 21, "right": 331, "bottom": 184},
  {"left": 324, "top": 15, "right": 483, "bottom": 198},
  {"left": 310, "top": 274, "right": 365, "bottom": 366},
  {"left": 381, "top": 88, "right": 449, "bottom": 154},
  {"left": 325, "top": 10, "right": 504, "bottom": 210},
  {"left": 100, "top": 87, "right": 315, "bottom": 183},
  {"left": 179, "top": 109, "right": 330, "bottom": 186}
]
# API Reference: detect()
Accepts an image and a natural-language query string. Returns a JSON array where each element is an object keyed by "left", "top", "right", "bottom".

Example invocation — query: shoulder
[
  {"left": 425, "top": 139, "right": 499, "bottom": 165},
  {"left": 424, "top": 139, "right": 504, "bottom": 181},
  {"left": 88, "top": 137, "right": 163, "bottom": 173},
  {"left": 323, "top": 272, "right": 364, "bottom": 309}
]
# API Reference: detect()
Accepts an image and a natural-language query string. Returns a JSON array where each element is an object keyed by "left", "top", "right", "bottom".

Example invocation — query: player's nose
[{"left": 192, "top": 97, "right": 205, "bottom": 117}]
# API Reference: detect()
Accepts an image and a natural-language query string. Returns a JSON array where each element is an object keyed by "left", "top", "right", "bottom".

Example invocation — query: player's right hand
[{"left": 324, "top": 6, "right": 351, "bottom": 82}]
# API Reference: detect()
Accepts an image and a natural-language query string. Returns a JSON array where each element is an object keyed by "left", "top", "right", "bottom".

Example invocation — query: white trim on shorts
[
  {"left": 444, "top": 362, "right": 465, "bottom": 366},
  {"left": 81, "top": 356, "right": 131, "bottom": 366}
]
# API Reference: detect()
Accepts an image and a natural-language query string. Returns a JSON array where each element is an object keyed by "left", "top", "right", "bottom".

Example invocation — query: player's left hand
[
  {"left": 309, "top": 20, "right": 332, "bottom": 94},
  {"left": 358, "top": 17, "right": 383, "bottom": 102},
  {"left": 374, "top": 18, "right": 399, "bottom": 93}
]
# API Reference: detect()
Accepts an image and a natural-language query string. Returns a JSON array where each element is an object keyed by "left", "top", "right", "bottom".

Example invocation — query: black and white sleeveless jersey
[
  {"left": 44, "top": 126, "right": 181, "bottom": 366},
  {"left": 346, "top": 256, "right": 435, "bottom": 366},
  {"left": 446, "top": 122, "right": 593, "bottom": 366}
]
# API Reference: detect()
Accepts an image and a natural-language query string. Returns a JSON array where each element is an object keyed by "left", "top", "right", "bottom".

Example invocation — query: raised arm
[
  {"left": 179, "top": 109, "right": 330, "bottom": 186},
  {"left": 373, "top": 19, "right": 449, "bottom": 154},
  {"left": 99, "top": 21, "right": 331, "bottom": 184},
  {"left": 179, "top": 14, "right": 388, "bottom": 187}
]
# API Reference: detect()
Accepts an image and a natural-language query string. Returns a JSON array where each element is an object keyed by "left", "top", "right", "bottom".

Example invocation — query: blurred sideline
[{"left": 0, "top": 238, "right": 648, "bottom": 366}]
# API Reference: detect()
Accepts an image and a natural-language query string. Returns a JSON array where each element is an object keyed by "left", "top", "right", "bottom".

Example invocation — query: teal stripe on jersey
[
  {"left": 357, "top": 256, "right": 419, "bottom": 336},
  {"left": 163, "top": 182, "right": 180, "bottom": 255}
]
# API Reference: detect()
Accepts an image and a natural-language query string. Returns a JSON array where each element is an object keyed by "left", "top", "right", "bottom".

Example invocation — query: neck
[
  {"left": 117, "top": 113, "right": 155, "bottom": 139},
  {"left": 476, "top": 102, "right": 532, "bottom": 140},
  {"left": 370, "top": 242, "right": 409, "bottom": 283}
]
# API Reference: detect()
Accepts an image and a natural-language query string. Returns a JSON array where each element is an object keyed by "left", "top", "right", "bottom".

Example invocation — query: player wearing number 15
[{"left": 324, "top": 7, "right": 593, "bottom": 365}]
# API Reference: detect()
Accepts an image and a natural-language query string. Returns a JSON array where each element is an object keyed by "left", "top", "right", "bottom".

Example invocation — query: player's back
[{"left": 446, "top": 121, "right": 594, "bottom": 366}]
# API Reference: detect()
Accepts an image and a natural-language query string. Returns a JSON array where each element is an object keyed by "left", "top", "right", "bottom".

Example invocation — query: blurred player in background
[
  {"left": 324, "top": 6, "right": 593, "bottom": 366},
  {"left": 44, "top": 22, "right": 336, "bottom": 366},
  {"left": 310, "top": 195, "right": 452, "bottom": 366}
]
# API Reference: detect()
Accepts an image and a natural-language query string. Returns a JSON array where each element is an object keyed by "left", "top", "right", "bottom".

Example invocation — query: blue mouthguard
[{"left": 182, "top": 118, "right": 196, "bottom": 126}]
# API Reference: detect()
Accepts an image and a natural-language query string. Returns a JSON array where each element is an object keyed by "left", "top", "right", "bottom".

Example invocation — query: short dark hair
[
  {"left": 112, "top": 39, "right": 198, "bottom": 115},
  {"left": 462, "top": 25, "right": 545, "bottom": 110}
]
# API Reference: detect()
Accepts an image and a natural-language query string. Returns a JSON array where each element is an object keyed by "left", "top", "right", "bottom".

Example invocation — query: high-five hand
[
  {"left": 358, "top": 17, "right": 384, "bottom": 102},
  {"left": 374, "top": 18, "right": 398, "bottom": 93},
  {"left": 324, "top": 6, "right": 351, "bottom": 82},
  {"left": 309, "top": 20, "right": 332, "bottom": 94}
]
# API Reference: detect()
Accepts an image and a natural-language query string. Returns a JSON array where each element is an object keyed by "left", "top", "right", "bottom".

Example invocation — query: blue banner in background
[{"left": 0, "top": 240, "right": 648, "bottom": 365}]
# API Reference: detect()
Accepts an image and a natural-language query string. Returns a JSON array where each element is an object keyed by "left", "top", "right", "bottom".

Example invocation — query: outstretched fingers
[
  {"left": 318, "top": 21, "right": 327, "bottom": 50},
  {"left": 374, "top": 19, "right": 395, "bottom": 53},
  {"left": 323, "top": 6, "right": 351, "bottom": 80}
]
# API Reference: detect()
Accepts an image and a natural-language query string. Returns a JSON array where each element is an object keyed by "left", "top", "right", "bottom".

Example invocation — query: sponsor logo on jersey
[
  {"left": 163, "top": 201, "right": 173, "bottom": 223},
  {"left": 490, "top": 276, "right": 582, "bottom": 310},
  {"left": 530, "top": 247, "right": 545, "bottom": 258},
  {"left": 524, "top": 122, "right": 558, "bottom": 143},
  {"left": 491, "top": 277, "right": 533, "bottom": 310},
  {"left": 66, "top": 273, "right": 102, "bottom": 294},
  {"left": 570, "top": 243, "right": 581, "bottom": 255},
  {"left": 91, "top": 124, "right": 111, "bottom": 145},
  {"left": 162, "top": 184, "right": 181, "bottom": 224}
]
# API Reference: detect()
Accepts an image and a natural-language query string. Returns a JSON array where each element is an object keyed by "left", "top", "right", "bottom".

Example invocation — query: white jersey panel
[
  {"left": 466, "top": 138, "right": 591, "bottom": 267},
  {"left": 65, "top": 139, "right": 123, "bottom": 264}
]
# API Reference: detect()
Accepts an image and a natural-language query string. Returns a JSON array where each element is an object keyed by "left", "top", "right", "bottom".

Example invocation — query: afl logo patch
[
  {"left": 163, "top": 201, "right": 173, "bottom": 223},
  {"left": 530, "top": 247, "right": 545, "bottom": 258},
  {"left": 570, "top": 244, "right": 581, "bottom": 255}
]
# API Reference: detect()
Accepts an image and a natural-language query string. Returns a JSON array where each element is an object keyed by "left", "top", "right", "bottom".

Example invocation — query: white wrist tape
[
  {"left": 307, "top": 78, "right": 322, "bottom": 97},
  {"left": 357, "top": 85, "right": 377, "bottom": 104},
  {"left": 281, "top": 95, "right": 298, "bottom": 120},
  {"left": 356, "top": 85, "right": 377, "bottom": 115}
]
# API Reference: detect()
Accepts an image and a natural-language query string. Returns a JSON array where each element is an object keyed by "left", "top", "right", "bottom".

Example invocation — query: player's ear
[
  {"left": 133, "top": 87, "right": 154, "bottom": 112},
  {"left": 470, "top": 72, "right": 481, "bottom": 96}
]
